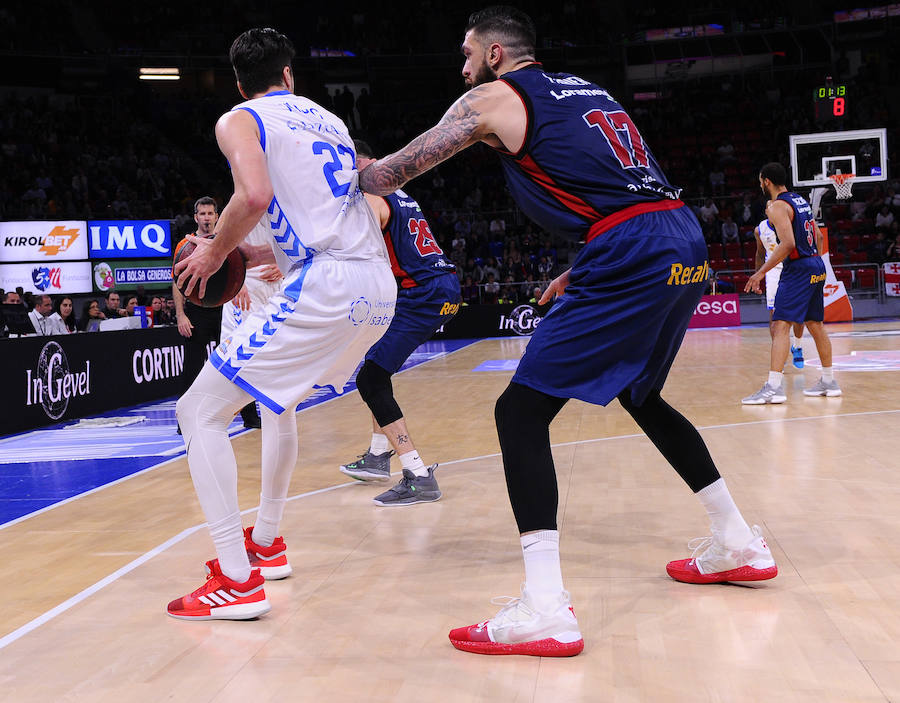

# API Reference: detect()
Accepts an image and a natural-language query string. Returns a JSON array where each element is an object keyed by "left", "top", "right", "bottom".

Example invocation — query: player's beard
[{"left": 466, "top": 58, "right": 496, "bottom": 88}]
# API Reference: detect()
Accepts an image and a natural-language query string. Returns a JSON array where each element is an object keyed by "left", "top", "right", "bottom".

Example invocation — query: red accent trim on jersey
[
  {"left": 516, "top": 154, "right": 603, "bottom": 221},
  {"left": 382, "top": 229, "right": 418, "bottom": 288},
  {"left": 495, "top": 79, "right": 530, "bottom": 158},
  {"left": 585, "top": 199, "right": 685, "bottom": 243}
]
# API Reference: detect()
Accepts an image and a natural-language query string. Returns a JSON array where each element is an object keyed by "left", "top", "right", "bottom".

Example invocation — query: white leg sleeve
[
  {"left": 175, "top": 363, "right": 253, "bottom": 581},
  {"left": 252, "top": 404, "right": 299, "bottom": 547}
]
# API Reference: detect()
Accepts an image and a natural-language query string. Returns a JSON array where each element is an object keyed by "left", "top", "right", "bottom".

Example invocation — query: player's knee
[
  {"left": 495, "top": 382, "right": 566, "bottom": 437},
  {"left": 356, "top": 360, "right": 402, "bottom": 427},
  {"left": 617, "top": 388, "right": 662, "bottom": 421}
]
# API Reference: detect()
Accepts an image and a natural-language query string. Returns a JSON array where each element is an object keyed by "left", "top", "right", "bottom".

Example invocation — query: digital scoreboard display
[{"left": 814, "top": 84, "right": 847, "bottom": 121}]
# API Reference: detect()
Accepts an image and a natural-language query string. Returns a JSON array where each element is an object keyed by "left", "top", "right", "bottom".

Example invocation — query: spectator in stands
[
  {"left": 721, "top": 216, "right": 739, "bottom": 245},
  {"left": 461, "top": 274, "right": 479, "bottom": 304},
  {"left": 716, "top": 141, "right": 736, "bottom": 164},
  {"left": 536, "top": 255, "right": 553, "bottom": 282},
  {"left": 124, "top": 295, "right": 139, "bottom": 316},
  {"left": 699, "top": 198, "right": 719, "bottom": 240},
  {"left": 867, "top": 231, "right": 892, "bottom": 265},
  {"left": 886, "top": 187, "right": 900, "bottom": 210},
  {"left": 156, "top": 297, "right": 175, "bottom": 325},
  {"left": 483, "top": 272, "right": 499, "bottom": 304},
  {"left": 886, "top": 232, "right": 900, "bottom": 261},
  {"left": 482, "top": 257, "right": 500, "bottom": 282},
  {"left": 101, "top": 291, "right": 124, "bottom": 319},
  {"left": 489, "top": 214, "right": 506, "bottom": 238},
  {"left": 706, "top": 269, "right": 734, "bottom": 295},
  {"left": 27, "top": 294, "right": 64, "bottom": 335},
  {"left": 51, "top": 296, "right": 77, "bottom": 333},
  {"left": 737, "top": 193, "right": 758, "bottom": 228},
  {"left": 528, "top": 286, "right": 543, "bottom": 304},
  {"left": 3, "top": 290, "right": 22, "bottom": 305},
  {"left": 709, "top": 165, "right": 725, "bottom": 196},
  {"left": 499, "top": 275, "right": 518, "bottom": 304},
  {"left": 78, "top": 299, "right": 106, "bottom": 331},
  {"left": 876, "top": 204, "right": 895, "bottom": 233},
  {"left": 150, "top": 296, "right": 163, "bottom": 322}
]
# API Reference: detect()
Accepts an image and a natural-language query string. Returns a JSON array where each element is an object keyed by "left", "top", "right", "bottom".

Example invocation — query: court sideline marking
[
  {"left": 0, "top": 339, "right": 479, "bottom": 530},
  {"left": 1, "top": 406, "right": 898, "bottom": 652}
]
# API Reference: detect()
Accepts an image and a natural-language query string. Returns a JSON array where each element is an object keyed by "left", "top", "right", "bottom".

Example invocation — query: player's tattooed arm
[{"left": 359, "top": 88, "right": 487, "bottom": 195}]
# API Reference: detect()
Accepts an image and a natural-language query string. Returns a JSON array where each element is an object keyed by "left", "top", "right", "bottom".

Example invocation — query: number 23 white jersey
[{"left": 232, "top": 90, "right": 388, "bottom": 267}]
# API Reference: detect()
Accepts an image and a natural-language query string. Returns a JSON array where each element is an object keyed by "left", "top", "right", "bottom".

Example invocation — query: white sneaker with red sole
[
  {"left": 167, "top": 559, "right": 270, "bottom": 621},
  {"left": 449, "top": 586, "right": 584, "bottom": 657},
  {"left": 666, "top": 525, "right": 778, "bottom": 585},
  {"left": 244, "top": 526, "right": 292, "bottom": 580}
]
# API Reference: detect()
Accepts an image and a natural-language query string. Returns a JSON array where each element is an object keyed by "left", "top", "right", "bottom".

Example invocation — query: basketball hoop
[{"left": 829, "top": 173, "right": 856, "bottom": 200}]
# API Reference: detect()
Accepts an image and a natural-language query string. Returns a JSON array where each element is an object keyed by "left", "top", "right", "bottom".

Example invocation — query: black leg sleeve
[
  {"left": 617, "top": 389, "right": 720, "bottom": 493},
  {"left": 495, "top": 382, "right": 568, "bottom": 533}
]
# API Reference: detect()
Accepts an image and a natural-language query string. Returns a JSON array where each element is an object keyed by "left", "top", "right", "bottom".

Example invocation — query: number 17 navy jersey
[{"left": 494, "top": 63, "right": 683, "bottom": 242}]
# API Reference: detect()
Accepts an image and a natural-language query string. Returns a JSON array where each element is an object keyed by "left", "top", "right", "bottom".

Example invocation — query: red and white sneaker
[
  {"left": 167, "top": 559, "right": 270, "bottom": 621},
  {"left": 244, "top": 526, "right": 292, "bottom": 580},
  {"left": 449, "top": 586, "right": 584, "bottom": 657},
  {"left": 667, "top": 525, "right": 778, "bottom": 585}
]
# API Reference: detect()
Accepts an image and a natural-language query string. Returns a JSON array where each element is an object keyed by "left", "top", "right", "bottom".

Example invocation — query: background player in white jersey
[
  {"left": 169, "top": 28, "right": 396, "bottom": 621},
  {"left": 753, "top": 216, "right": 806, "bottom": 369}
]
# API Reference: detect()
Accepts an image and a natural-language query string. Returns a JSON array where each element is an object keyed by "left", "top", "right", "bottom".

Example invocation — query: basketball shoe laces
[
  {"left": 189, "top": 569, "right": 222, "bottom": 601},
  {"left": 686, "top": 534, "right": 739, "bottom": 573},
  {"left": 476, "top": 590, "right": 574, "bottom": 641}
]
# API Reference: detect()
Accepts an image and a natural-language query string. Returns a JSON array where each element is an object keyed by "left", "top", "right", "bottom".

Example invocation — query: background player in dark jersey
[
  {"left": 360, "top": 6, "right": 776, "bottom": 657},
  {"left": 173, "top": 196, "right": 260, "bottom": 433},
  {"left": 339, "top": 140, "right": 461, "bottom": 506},
  {"left": 743, "top": 163, "right": 841, "bottom": 403}
]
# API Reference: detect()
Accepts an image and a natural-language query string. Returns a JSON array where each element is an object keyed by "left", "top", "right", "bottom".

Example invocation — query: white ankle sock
[
  {"left": 768, "top": 371, "right": 783, "bottom": 387},
  {"left": 369, "top": 432, "right": 390, "bottom": 455},
  {"left": 791, "top": 334, "right": 802, "bottom": 348},
  {"left": 252, "top": 495, "right": 285, "bottom": 547},
  {"left": 822, "top": 366, "right": 834, "bottom": 382},
  {"left": 399, "top": 450, "right": 428, "bottom": 477},
  {"left": 696, "top": 479, "right": 754, "bottom": 549},
  {"left": 209, "top": 512, "right": 251, "bottom": 582},
  {"left": 521, "top": 530, "right": 565, "bottom": 612}
]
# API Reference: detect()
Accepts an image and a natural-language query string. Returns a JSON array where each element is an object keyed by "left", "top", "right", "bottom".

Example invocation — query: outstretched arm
[
  {"left": 358, "top": 89, "right": 488, "bottom": 195},
  {"left": 358, "top": 77, "right": 532, "bottom": 196}
]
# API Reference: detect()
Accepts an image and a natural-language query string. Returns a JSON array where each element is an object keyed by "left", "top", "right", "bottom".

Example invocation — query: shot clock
[{"left": 814, "top": 80, "right": 847, "bottom": 122}]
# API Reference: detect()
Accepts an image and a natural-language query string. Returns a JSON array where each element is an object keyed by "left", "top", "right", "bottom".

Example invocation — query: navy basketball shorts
[
  {"left": 771, "top": 257, "right": 826, "bottom": 323},
  {"left": 366, "top": 274, "right": 461, "bottom": 374},
  {"left": 513, "top": 206, "right": 708, "bottom": 407}
]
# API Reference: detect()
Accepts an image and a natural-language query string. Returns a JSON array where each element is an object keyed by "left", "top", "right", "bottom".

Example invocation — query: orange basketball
[{"left": 172, "top": 235, "right": 246, "bottom": 308}]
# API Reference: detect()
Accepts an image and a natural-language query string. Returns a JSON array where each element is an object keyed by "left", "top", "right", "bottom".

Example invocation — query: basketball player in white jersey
[
  {"left": 754, "top": 217, "right": 806, "bottom": 369},
  {"left": 169, "top": 27, "right": 396, "bottom": 621}
]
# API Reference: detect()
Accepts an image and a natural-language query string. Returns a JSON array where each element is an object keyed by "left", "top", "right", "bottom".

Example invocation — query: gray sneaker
[
  {"left": 741, "top": 383, "right": 787, "bottom": 405},
  {"left": 373, "top": 465, "right": 441, "bottom": 506},
  {"left": 340, "top": 450, "right": 394, "bottom": 482},
  {"left": 803, "top": 377, "right": 842, "bottom": 397}
]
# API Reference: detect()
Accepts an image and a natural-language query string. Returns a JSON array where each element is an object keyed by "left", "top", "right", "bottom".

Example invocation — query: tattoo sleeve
[{"left": 359, "top": 92, "right": 483, "bottom": 195}]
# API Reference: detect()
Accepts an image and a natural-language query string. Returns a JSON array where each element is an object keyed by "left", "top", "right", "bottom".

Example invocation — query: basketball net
[{"left": 829, "top": 172, "right": 856, "bottom": 200}]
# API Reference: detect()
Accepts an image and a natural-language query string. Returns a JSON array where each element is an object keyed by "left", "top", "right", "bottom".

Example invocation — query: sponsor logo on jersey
[
  {"left": 666, "top": 261, "right": 709, "bottom": 286},
  {"left": 26, "top": 342, "right": 91, "bottom": 419},
  {"left": 439, "top": 302, "right": 460, "bottom": 316},
  {"left": 810, "top": 272, "right": 827, "bottom": 284}
]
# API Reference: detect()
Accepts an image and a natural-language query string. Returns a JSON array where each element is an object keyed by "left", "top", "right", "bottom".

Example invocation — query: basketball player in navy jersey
[
  {"left": 743, "top": 163, "right": 841, "bottom": 402},
  {"left": 339, "top": 140, "right": 461, "bottom": 506},
  {"left": 360, "top": 6, "right": 776, "bottom": 657}
]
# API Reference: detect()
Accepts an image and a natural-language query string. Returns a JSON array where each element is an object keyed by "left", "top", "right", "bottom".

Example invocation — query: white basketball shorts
[
  {"left": 221, "top": 270, "right": 283, "bottom": 337},
  {"left": 765, "top": 265, "right": 783, "bottom": 311},
  {"left": 209, "top": 255, "right": 396, "bottom": 414}
]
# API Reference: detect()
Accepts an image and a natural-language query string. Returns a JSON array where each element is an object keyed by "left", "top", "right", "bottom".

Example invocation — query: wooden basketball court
[{"left": 2, "top": 322, "right": 900, "bottom": 702}]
